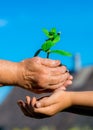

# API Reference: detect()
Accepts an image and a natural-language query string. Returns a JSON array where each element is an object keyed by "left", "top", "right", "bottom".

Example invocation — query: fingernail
[
  {"left": 59, "top": 87, "right": 66, "bottom": 90},
  {"left": 70, "top": 76, "right": 73, "bottom": 80},
  {"left": 36, "top": 102, "right": 41, "bottom": 108},
  {"left": 68, "top": 80, "right": 72, "bottom": 85},
  {"left": 54, "top": 60, "right": 60, "bottom": 64},
  {"left": 62, "top": 87, "right": 66, "bottom": 90}
]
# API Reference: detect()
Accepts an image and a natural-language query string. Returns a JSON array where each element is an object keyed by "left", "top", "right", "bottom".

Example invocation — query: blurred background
[{"left": 0, "top": 0, "right": 93, "bottom": 130}]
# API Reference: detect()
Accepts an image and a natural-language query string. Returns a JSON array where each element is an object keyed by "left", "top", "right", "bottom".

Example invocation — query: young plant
[{"left": 34, "top": 28, "right": 72, "bottom": 58}]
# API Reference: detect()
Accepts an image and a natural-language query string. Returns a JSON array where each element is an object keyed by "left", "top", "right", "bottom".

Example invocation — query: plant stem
[
  {"left": 47, "top": 52, "right": 50, "bottom": 58},
  {"left": 34, "top": 49, "right": 42, "bottom": 57}
]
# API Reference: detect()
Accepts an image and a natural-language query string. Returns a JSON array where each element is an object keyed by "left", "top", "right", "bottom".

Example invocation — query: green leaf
[
  {"left": 42, "top": 28, "right": 49, "bottom": 37},
  {"left": 50, "top": 28, "right": 56, "bottom": 33},
  {"left": 52, "top": 35, "right": 60, "bottom": 43},
  {"left": 50, "top": 50, "right": 72, "bottom": 56},
  {"left": 48, "top": 33, "right": 54, "bottom": 38},
  {"left": 41, "top": 41, "right": 55, "bottom": 51}
]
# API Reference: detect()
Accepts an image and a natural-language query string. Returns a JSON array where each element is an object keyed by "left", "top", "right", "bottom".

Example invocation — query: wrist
[
  {"left": 60, "top": 91, "right": 73, "bottom": 108},
  {"left": 70, "top": 91, "right": 78, "bottom": 106},
  {"left": 15, "top": 62, "right": 26, "bottom": 87},
  {"left": 66, "top": 91, "right": 73, "bottom": 107},
  {"left": 16, "top": 61, "right": 33, "bottom": 90}
]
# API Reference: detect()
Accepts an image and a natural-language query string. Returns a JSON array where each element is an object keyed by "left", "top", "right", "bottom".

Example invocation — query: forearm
[
  {"left": 0, "top": 60, "right": 20, "bottom": 86},
  {"left": 64, "top": 91, "right": 93, "bottom": 116},
  {"left": 71, "top": 91, "right": 93, "bottom": 107}
]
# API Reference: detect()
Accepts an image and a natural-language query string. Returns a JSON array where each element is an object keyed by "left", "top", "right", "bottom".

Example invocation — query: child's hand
[
  {"left": 17, "top": 96, "right": 50, "bottom": 119},
  {"left": 17, "top": 90, "right": 72, "bottom": 119}
]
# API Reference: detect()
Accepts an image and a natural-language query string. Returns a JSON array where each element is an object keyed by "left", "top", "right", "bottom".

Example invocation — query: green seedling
[{"left": 34, "top": 28, "right": 72, "bottom": 58}]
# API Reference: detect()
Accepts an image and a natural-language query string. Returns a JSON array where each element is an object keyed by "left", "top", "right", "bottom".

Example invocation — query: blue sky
[{"left": 0, "top": 0, "right": 93, "bottom": 104}]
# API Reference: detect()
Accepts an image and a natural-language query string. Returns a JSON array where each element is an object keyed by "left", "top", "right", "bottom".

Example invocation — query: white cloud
[{"left": 0, "top": 19, "right": 8, "bottom": 27}]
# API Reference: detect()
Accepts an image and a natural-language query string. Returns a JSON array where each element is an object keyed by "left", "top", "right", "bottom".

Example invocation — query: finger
[
  {"left": 17, "top": 98, "right": 42, "bottom": 119},
  {"left": 18, "top": 101, "right": 46, "bottom": 119},
  {"left": 30, "top": 97, "right": 50, "bottom": 119},
  {"left": 31, "top": 97, "right": 37, "bottom": 107},
  {"left": 32, "top": 77, "right": 69, "bottom": 93},
  {"left": 33, "top": 81, "right": 66, "bottom": 93},
  {"left": 63, "top": 80, "right": 73, "bottom": 87},
  {"left": 17, "top": 100, "right": 25, "bottom": 107},
  {"left": 69, "top": 75, "right": 73, "bottom": 80},
  {"left": 17, "top": 100, "right": 31, "bottom": 117},
  {"left": 26, "top": 96, "right": 31, "bottom": 105},
  {"left": 48, "top": 66, "right": 67, "bottom": 75},
  {"left": 25, "top": 101, "right": 35, "bottom": 117},
  {"left": 34, "top": 103, "right": 59, "bottom": 116},
  {"left": 41, "top": 58, "right": 61, "bottom": 67},
  {"left": 48, "top": 72, "right": 69, "bottom": 86},
  {"left": 49, "top": 81, "right": 68, "bottom": 90},
  {"left": 42, "top": 79, "right": 72, "bottom": 92},
  {"left": 25, "top": 96, "right": 36, "bottom": 115},
  {"left": 54, "top": 87, "right": 66, "bottom": 91},
  {"left": 36, "top": 92, "right": 59, "bottom": 108}
]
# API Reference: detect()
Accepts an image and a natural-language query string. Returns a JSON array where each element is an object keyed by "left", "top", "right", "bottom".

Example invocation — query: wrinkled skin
[{"left": 17, "top": 57, "right": 72, "bottom": 93}]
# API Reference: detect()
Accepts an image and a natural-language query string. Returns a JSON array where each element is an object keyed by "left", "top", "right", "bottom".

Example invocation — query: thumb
[
  {"left": 41, "top": 58, "right": 61, "bottom": 67},
  {"left": 35, "top": 93, "right": 57, "bottom": 108}
]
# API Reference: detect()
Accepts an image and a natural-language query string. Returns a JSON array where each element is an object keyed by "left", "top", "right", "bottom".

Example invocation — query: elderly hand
[{"left": 17, "top": 57, "right": 72, "bottom": 93}]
